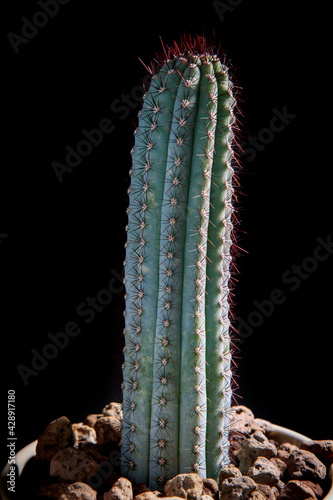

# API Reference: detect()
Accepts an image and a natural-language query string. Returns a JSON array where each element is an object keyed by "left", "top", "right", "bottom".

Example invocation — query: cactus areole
[{"left": 121, "top": 36, "right": 238, "bottom": 489}]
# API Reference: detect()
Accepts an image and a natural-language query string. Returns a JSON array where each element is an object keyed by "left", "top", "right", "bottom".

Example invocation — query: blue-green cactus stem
[{"left": 121, "top": 41, "right": 237, "bottom": 490}]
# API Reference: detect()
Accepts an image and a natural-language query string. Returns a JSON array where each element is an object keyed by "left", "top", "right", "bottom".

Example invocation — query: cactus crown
[{"left": 121, "top": 35, "right": 239, "bottom": 490}]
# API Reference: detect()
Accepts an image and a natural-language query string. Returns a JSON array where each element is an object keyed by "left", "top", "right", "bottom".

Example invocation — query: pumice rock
[
  {"left": 237, "top": 431, "right": 278, "bottom": 474},
  {"left": 73, "top": 423, "right": 97, "bottom": 445},
  {"left": 218, "top": 464, "right": 242, "bottom": 489},
  {"left": 94, "top": 415, "right": 122, "bottom": 446},
  {"left": 229, "top": 406, "right": 255, "bottom": 435},
  {"left": 59, "top": 481, "right": 97, "bottom": 499},
  {"left": 287, "top": 448, "right": 326, "bottom": 482},
  {"left": 300, "top": 440, "right": 333, "bottom": 465},
  {"left": 50, "top": 447, "right": 100, "bottom": 483},
  {"left": 277, "top": 479, "right": 317, "bottom": 499},
  {"left": 36, "top": 416, "right": 76, "bottom": 462},
  {"left": 83, "top": 414, "right": 103, "bottom": 428},
  {"left": 164, "top": 473, "right": 204, "bottom": 500},
  {"left": 220, "top": 475, "right": 257, "bottom": 499},
  {"left": 247, "top": 457, "right": 281, "bottom": 486},
  {"left": 103, "top": 477, "right": 133, "bottom": 500},
  {"left": 19, "top": 404, "right": 333, "bottom": 500}
]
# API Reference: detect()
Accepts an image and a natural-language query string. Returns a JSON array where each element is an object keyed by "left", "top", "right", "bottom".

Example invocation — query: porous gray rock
[
  {"left": 287, "top": 448, "right": 326, "bottom": 481},
  {"left": 77, "top": 441, "right": 108, "bottom": 463},
  {"left": 134, "top": 492, "right": 159, "bottom": 500},
  {"left": 103, "top": 402, "right": 123, "bottom": 420},
  {"left": 220, "top": 475, "right": 257, "bottom": 499},
  {"left": 50, "top": 447, "right": 100, "bottom": 483},
  {"left": 251, "top": 431, "right": 270, "bottom": 443},
  {"left": 276, "top": 443, "right": 298, "bottom": 463},
  {"left": 59, "top": 481, "right": 97, "bottom": 499},
  {"left": 36, "top": 416, "right": 76, "bottom": 462},
  {"left": 248, "top": 491, "right": 267, "bottom": 500},
  {"left": 73, "top": 423, "right": 97, "bottom": 445},
  {"left": 251, "top": 419, "right": 274, "bottom": 434},
  {"left": 104, "top": 477, "right": 133, "bottom": 500},
  {"left": 247, "top": 457, "right": 281, "bottom": 486},
  {"left": 83, "top": 414, "right": 103, "bottom": 428},
  {"left": 229, "top": 431, "right": 248, "bottom": 457},
  {"left": 164, "top": 473, "right": 204, "bottom": 500},
  {"left": 256, "top": 484, "right": 280, "bottom": 499},
  {"left": 230, "top": 406, "right": 255, "bottom": 435},
  {"left": 237, "top": 431, "right": 278, "bottom": 474},
  {"left": 301, "top": 480, "right": 324, "bottom": 498},
  {"left": 300, "top": 440, "right": 333, "bottom": 464},
  {"left": 218, "top": 464, "right": 242, "bottom": 489},
  {"left": 277, "top": 479, "right": 317, "bottom": 499},
  {"left": 202, "top": 478, "right": 219, "bottom": 499},
  {"left": 270, "top": 458, "right": 287, "bottom": 477},
  {"left": 94, "top": 416, "right": 122, "bottom": 446}
]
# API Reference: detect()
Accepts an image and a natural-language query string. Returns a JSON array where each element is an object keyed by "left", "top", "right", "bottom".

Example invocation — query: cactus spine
[{"left": 121, "top": 36, "right": 236, "bottom": 490}]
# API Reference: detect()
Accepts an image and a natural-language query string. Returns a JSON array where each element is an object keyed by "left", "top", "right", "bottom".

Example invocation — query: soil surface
[{"left": 10, "top": 404, "right": 333, "bottom": 499}]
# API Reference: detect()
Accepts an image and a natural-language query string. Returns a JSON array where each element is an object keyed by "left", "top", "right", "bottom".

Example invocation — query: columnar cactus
[{"left": 121, "top": 36, "right": 237, "bottom": 490}]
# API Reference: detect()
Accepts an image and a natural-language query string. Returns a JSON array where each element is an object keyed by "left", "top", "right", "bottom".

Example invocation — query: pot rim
[{"left": 1, "top": 426, "right": 332, "bottom": 499}]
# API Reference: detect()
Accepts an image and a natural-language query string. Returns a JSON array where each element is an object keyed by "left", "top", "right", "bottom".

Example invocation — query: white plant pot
[{"left": 1, "top": 428, "right": 332, "bottom": 499}]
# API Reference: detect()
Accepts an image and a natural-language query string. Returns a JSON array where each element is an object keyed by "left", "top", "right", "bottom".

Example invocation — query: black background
[{"left": 1, "top": 0, "right": 332, "bottom": 472}]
